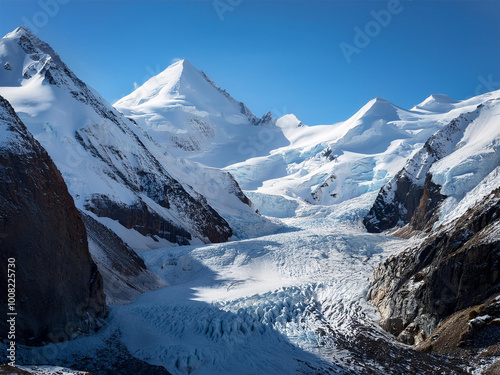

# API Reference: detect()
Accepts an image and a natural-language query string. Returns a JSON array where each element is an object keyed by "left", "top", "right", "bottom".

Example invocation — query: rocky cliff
[
  {"left": 367, "top": 188, "right": 500, "bottom": 348},
  {"left": 0, "top": 96, "right": 107, "bottom": 344}
]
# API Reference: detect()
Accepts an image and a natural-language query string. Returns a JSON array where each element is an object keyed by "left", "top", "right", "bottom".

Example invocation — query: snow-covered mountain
[
  {"left": 2, "top": 24, "right": 499, "bottom": 375},
  {"left": 0, "top": 26, "right": 273, "bottom": 253},
  {"left": 365, "top": 95, "right": 500, "bottom": 350},
  {"left": 226, "top": 91, "right": 500, "bottom": 219},
  {"left": 365, "top": 92, "right": 500, "bottom": 233},
  {"left": 114, "top": 59, "right": 289, "bottom": 167}
]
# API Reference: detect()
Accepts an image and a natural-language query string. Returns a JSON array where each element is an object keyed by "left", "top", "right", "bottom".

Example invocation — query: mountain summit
[
  {"left": 116, "top": 59, "right": 240, "bottom": 113},
  {"left": 411, "top": 93, "right": 458, "bottom": 112},
  {"left": 115, "top": 59, "right": 288, "bottom": 167}
]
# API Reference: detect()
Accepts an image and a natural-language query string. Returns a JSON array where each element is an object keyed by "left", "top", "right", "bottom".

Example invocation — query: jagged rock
[
  {"left": 0, "top": 96, "right": 106, "bottom": 345},
  {"left": 414, "top": 295, "right": 500, "bottom": 357},
  {"left": 311, "top": 173, "right": 338, "bottom": 201},
  {"left": 408, "top": 174, "right": 446, "bottom": 232},
  {"left": 368, "top": 189, "right": 500, "bottom": 347}
]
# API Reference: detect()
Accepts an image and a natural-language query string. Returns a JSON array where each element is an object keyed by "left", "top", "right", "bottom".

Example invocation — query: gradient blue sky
[{"left": 1, "top": 0, "right": 499, "bottom": 124}]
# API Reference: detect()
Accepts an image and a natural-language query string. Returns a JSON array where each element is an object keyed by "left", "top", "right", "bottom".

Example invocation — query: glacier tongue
[{"left": 16, "top": 205, "right": 467, "bottom": 374}]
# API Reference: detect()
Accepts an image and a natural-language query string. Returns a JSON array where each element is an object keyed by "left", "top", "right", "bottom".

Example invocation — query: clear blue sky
[{"left": 1, "top": 0, "right": 499, "bottom": 124}]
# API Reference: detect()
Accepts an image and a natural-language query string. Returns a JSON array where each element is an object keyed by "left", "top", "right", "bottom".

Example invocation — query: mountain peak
[
  {"left": 15, "top": 25, "right": 33, "bottom": 35},
  {"left": 372, "top": 97, "right": 390, "bottom": 103},
  {"left": 428, "top": 93, "right": 456, "bottom": 102},
  {"left": 178, "top": 58, "right": 192, "bottom": 67},
  {"left": 115, "top": 58, "right": 258, "bottom": 121},
  {"left": 276, "top": 114, "right": 303, "bottom": 129},
  {"left": 357, "top": 97, "right": 400, "bottom": 119},
  {"left": 2, "top": 25, "right": 64, "bottom": 70},
  {"left": 413, "top": 93, "right": 458, "bottom": 112},
  {"left": 4, "top": 25, "right": 40, "bottom": 42},
  {"left": 168, "top": 58, "right": 194, "bottom": 71}
]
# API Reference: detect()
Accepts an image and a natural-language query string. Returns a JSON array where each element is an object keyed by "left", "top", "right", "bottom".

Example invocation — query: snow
[
  {"left": 411, "top": 93, "right": 458, "bottom": 113},
  {"left": 13, "top": 365, "right": 90, "bottom": 375},
  {"left": 114, "top": 59, "right": 289, "bottom": 168},
  {"left": 0, "top": 27, "right": 273, "bottom": 252},
  {"left": 226, "top": 90, "right": 500, "bottom": 217},
  {"left": 2, "top": 25, "right": 500, "bottom": 375},
  {"left": 226, "top": 97, "right": 440, "bottom": 209},
  {"left": 430, "top": 98, "right": 500, "bottom": 227}
]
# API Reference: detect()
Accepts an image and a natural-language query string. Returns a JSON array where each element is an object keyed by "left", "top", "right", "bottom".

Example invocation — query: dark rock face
[
  {"left": 0, "top": 96, "right": 106, "bottom": 345},
  {"left": 408, "top": 174, "right": 447, "bottom": 232},
  {"left": 84, "top": 192, "right": 232, "bottom": 245},
  {"left": 364, "top": 172, "right": 446, "bottom": 233},
  {"left": 367, "top": 189, "right": 500, "bottom": 347},
  {"left": 84, "top": 194, "right": 192, "bottom": 246},
  {"left": 415, "top": 295, "right": 500, "bottom": 356},
  {"left": 81, "top": 212, "right": 166, "bottom": 305},
  {"left": 363, "top": 174, "right": 424, "bottom": 232}
]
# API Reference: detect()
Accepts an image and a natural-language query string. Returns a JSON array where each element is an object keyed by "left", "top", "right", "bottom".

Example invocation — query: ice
[{"left": 16, "top": 199, "right": 422, "bottom": 374}]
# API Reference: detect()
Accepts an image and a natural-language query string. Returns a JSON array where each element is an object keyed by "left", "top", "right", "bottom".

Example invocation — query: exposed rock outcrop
[
  {"left": 81, "top": 212, "right": 166, "bottom": 305},
  {"left": 416, "top": 295, "right": 500, "bottom": 356},
  {"left": 0, "top": 96, "right": 106, "bottom": 345},
  {"left": 407, "top": 174, "right": 446, "bottom": 232},
  {"left": 367, "top": 188, "right": 500, "bottom": 348}
]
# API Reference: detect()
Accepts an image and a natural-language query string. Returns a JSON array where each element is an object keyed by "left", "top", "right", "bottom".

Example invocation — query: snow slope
[
  {"left": 226, "top": 91, "right": 500, "bottom": 218},
  {"left": 0, "top": 27, "right": 274, "bottom": 251},
  {"left": 430, "top": 97, "right": 500, "bottom": 226},
  {"left": 114, "top": 59, "right": 289, "bottom": 167}
]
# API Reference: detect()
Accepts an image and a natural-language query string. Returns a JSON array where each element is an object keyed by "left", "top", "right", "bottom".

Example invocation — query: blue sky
[{"left": 1, "top": 0, "right": 499, "bottom": 124}]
